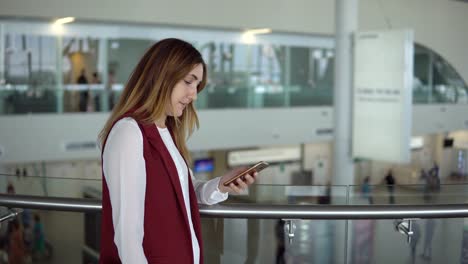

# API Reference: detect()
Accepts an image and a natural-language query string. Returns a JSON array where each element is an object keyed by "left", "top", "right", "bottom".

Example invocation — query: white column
[
  {"left": 0, "top": 24, "right": 5, "bottom": 84},
  {"left": 98, "top": 38, "right": 109, "bottom": 112},
  {"left": 56, "top": 36, "right": 64, "bottom": 113},
  {"left": 0, "top": 24, "right": 5, "bottom": 114},
  {"left": 283, "top": 47, "right": 291, "bottom": 107},
  {"left": 332, "top": 0, "right": 357, "bottom": 186},
  {"left": 333, "top": 1, "right": 358, "bottom": 264}
]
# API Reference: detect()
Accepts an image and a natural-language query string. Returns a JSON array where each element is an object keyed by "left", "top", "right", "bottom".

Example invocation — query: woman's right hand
[{"left": 218, "top": 167, "right": 257, "bottom": 194}]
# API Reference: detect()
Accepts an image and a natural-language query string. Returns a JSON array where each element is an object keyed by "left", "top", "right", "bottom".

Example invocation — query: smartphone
[{"left": 223, "top": 161, "right": 269, "bottom": 186}]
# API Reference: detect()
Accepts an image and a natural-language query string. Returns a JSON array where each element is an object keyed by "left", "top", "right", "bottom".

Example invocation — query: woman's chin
[
  {"left": 175, "top": 110, "right": 184, "bottom": 117},
  {"left": 167, "top": 109, "right": 183, "bottom": 117}
]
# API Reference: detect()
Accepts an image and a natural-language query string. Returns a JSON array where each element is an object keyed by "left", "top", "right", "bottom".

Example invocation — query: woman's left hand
[{"left": 218, "top": 167, "right": 257, "bottom": 194}]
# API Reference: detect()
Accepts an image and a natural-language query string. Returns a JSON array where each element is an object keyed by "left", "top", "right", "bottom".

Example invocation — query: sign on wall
[
  {"left": 227, "top": 146, "right": 301, "bottom": 167},
  {"left": 352, "top": 29, "right": 414, "bottom": 163}
]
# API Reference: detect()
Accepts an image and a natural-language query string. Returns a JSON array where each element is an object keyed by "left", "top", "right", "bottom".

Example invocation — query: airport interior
[{"left": 0, "top": 0, "right": 468, "bottom": 263}]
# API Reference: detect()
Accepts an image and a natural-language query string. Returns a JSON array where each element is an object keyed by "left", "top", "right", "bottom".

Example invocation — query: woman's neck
[{"left": 154, "top": 116, "right": 167, "bottom": 128}]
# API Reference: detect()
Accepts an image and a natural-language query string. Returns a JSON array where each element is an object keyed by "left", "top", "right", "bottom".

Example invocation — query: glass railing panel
[
  {"left": 347, "top": 218, "right": 464, "bottom": 264},
  {"left": 2, "top": 82, "right": 467, "bottom": 115},
  {"left": 349, "top": 183, "right": 468, "bottom": 205},
  {"left": 0, "top": 85, "right": 59, "bottom": 114},
  {"left": 1, "top": 84, "right": 336, "bottom": 114},
  {"left": 0, "top": 209, "right": 96, "bottom": 264},
  {"left": 200, "top": 85, "right": 250, "bottom": 109},
  {"left": 202, "top": 218, "right": 347, "bottom": 264},
  {"left": 430, "top": 85, "right": 468, "bottom": 104},
  {"left": 0, "top": 173, "right": 102, "bottom": 199},
  {"left": 0, "top": 84, "right": 115, "bottom": 114},
  {"left": 0, "top": 171, "right": 350, "bottom": 205},
  {"left": 62, "top": 84, "right": 111, "bottom": 113},
  {"left": 0, "top": 173, "right": 101, "bottom": 263},
  {"left": 221, "top": 184, "right": 349, "bottom": 205},
  {"left": 195, "top": 84, "right": 334, "bottom": 110},
  {"left": 412, "top": 84, "right": 468, "bottom": 104},
  {"left": 286, "top": 219, "right": 347, "bottom": 264},
  {"left": 412, "top": 85, "right": 432, "bottom": 104},
  {"left": 289, "top": 85, "right": 333, "bottom": 107},
  {"left": 0, "top": 171, "right": 352, "bottom": 205},
  {"left": 202, "top": 218, "right": 281, "bottom": 264}
]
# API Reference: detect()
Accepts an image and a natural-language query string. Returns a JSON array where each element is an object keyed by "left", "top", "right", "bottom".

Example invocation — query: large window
[
  {"left": 0, "top": 20, "right": 466, "bottom": 115},
  {"left": 413, "top": 44, "right": 468, "bottom": 104}
]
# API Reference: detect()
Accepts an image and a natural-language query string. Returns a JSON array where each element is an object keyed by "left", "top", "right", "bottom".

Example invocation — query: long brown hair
[{"left": 99, "top": 38, "right": 206, "bottom": 163}]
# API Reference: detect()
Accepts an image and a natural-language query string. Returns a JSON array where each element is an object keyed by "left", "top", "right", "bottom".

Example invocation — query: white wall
[
  {"left": 412, "top": 104, "right": 468, "bottom": 135},
  {"left": 0, "top": 112, "right": 107, "bottom": 163},
  {"left": 1, "top": 0, "right": 467, "bottom": 83},
  {"left": 1, "top": 160, "right": 101, "bottom": 193},
  {"left": 0, "top": 160, "right": 100, "bottom": 264},
  {"left": 361, "top": 134, "right": 437, "bottom": 185},
  {"left": 359, "top": 0, "right": 468, "bottom": 84},
  {"left": 190, "top": 107, "right": 332, "bottom": 151},
  {"left": 1, "top": 105, "right": 467, "bottom": 163},
  {"left": 303, "top": 142, "right": 332, "bottom": 185},
  {"left": 361, "top": 130, "right": 468, "bottom": 186},
  {"left": 451, "top": 130, "right": 468, "bottom": 149},
  {"left": 0, "top": 0, "right": 334, "bottom": 35}
]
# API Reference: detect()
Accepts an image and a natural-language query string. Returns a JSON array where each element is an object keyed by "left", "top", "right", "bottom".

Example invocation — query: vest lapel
[
  {"left": 140, "top": 123, "right": 191, "bottom": 235},
  {"left": 140, "top": 121, "right": 203, "bottom": 263},
  {"left": 188, "top": 175, "right": 203, "bottom": 262},
  {"left": 168, "top": 128, "right": 204, "bottom": 263}
]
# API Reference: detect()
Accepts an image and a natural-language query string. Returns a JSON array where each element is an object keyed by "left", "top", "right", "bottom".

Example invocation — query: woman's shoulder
[
  {"left": 107, "top": 117, "right": 142, "bottom": 143},
  {"left": 115, "top": 116, "right": 138, "bottom": 127},
  {"left": 110, "top": 117, "right": 141, "bottom": 133}
]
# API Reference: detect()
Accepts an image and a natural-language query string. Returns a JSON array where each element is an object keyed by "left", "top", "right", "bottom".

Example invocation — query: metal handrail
[
  {"left": 0, "top": 193, "right": 468, "bottom": 219},
  {"left": 200, "top": 204, "right": 468, "bottom": 219},
  {"left": 0, "top": 194, "right": 101, "bottom": 213}
]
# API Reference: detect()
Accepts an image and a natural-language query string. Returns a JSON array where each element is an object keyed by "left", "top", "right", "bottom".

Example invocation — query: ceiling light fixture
[{"left": 54, "top": 17, "right": 75, "bottom": 25}]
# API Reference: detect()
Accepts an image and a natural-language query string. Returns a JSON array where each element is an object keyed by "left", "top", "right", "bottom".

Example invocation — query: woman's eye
[{"left": 184, "top": 80, "right": 192, "bottom": 85}]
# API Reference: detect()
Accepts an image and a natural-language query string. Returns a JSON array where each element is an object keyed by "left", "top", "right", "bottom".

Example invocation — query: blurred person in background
[
  {"left": 91, "top": 72, "right": 101, "bottom": 84},
  {"left": 383, "top": 169, "right": 396, "bottom": 204},
  {"left": 77, "top": 68, "right": 91, "bottom": 112},
  {"left": 8, "top": 219, "right": 25, "bottom": 264},
  {"left": 420, "top": 218, "right": 437, "bottom": 261},
  {"left": 90, "top": 72, "right": 102, "bottom": 111},
  {"left": 361, "top": 176, "right": 373, "bottom": 204},
  {"left": 33, "top": 214, "right": 46, "bottom": 259},
  {"left": 409, "top": 221, "right": 420, "bottom": 264}
]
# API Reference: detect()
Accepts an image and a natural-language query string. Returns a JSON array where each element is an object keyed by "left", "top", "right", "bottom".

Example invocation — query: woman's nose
[{"left": 189, "top": 87, "right": 197, "bottom": 101}]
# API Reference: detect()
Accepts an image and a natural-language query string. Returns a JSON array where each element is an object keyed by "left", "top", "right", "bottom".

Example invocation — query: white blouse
[{"left": 102, "top": 117, "right": 228, "bottom": 264}]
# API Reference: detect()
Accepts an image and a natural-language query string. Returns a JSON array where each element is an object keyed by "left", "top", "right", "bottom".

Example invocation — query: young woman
[{"left": 98, "top": 38, "right": 256, "bottom": 263}]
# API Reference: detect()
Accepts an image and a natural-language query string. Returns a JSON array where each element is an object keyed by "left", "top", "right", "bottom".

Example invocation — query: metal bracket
[
  {"left": 0, "top": 208, "right": 22, "bottom": 223},
  {"left": 283, "top": 219, "right": 297, "bottom": 244},
  {"left": 394, "top": 218, "right": 419, "bottom": 244}
]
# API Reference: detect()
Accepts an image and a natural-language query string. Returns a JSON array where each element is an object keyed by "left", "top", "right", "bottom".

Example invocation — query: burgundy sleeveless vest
[{"left": 99, "top": 114, "right": 204, "bottom": 263}]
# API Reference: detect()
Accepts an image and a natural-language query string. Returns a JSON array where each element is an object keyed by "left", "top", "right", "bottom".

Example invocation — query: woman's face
[{"left": 167, "top": 64, "right": 203, "bottom": 117}]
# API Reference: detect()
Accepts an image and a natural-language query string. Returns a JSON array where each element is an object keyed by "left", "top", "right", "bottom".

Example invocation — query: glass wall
[
  {"left": 413, "top": 44, "right": 468, "bottom": 104},
  {"left": 2, "top": 33, "right": 58, "bottom": 114},
  {"left": 0, "top": 20, "right": 467, "bottom": 115}
]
